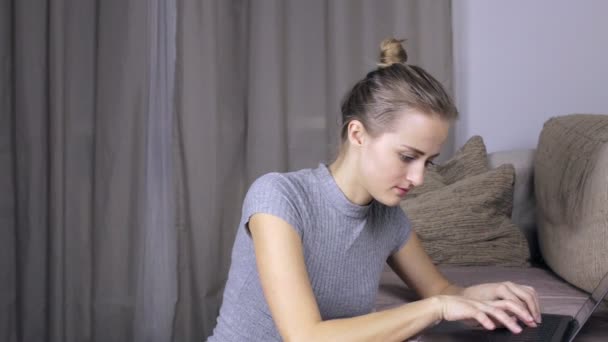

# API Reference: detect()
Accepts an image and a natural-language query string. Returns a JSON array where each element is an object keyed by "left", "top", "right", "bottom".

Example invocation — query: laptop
[{"left": 422, "top": 271, "right": 608, "bottom": 341}]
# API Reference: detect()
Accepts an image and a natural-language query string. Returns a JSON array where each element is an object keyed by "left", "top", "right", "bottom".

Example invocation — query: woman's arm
[
  {"left": 249, "top": 214, "right": 522, "bottom": 342},
  {"left": 387, "top": 232, "right": 464, "bottom": 297},
  {"left": 387, "top": 231, "right": 542, "bottom": 325}
]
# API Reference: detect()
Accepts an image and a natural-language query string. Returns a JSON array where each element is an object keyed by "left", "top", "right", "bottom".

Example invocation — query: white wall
[{"left": 452, "top": 0, "right": 608, "bottom": 153}]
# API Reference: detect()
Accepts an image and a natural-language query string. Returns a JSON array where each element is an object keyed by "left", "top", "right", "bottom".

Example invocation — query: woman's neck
[{"left": 328, "top": 154, "right": 373, "bottom": 206}]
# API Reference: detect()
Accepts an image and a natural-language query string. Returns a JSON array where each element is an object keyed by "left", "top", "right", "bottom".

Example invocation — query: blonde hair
[{"left": 339, "top": 38, "right": 458, "bottom": 141}]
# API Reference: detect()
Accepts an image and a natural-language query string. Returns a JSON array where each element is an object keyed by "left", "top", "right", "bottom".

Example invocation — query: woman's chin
[{"left": 375, "top": 194, "right": 403, "bottom": 207}]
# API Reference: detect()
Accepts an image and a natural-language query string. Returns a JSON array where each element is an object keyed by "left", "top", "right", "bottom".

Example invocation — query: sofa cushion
[
  {"left": 401, "top": 164, "right": 530, "bottom": 266},
  {"left": 535, "top": 114, "right": 608, "bottom": 293}
]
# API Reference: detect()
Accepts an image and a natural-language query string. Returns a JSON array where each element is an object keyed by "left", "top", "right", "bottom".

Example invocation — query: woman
[{"left": 208, "top": 38, "right": 541, "bottom": 341}]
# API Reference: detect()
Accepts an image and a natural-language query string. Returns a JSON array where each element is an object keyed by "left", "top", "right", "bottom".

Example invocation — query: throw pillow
[
  {"left": 435, "top": 135, "right": 489, "bottom": 185},
  {"left": 401, "top": 163, "right": 531, "bottom": 266}
]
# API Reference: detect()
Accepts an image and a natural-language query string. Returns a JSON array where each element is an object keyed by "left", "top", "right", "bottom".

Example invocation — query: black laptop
[{"left": 423, "top": 271, "right": 608, "bottom": 342}]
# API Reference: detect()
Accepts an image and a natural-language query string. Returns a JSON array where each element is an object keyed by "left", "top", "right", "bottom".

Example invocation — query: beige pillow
[
  {"left": 435, "top": 135, "right": 489, "bottom": 184},
  {"left": 401, "top": 163, "right": 531, "bottom": 266}
]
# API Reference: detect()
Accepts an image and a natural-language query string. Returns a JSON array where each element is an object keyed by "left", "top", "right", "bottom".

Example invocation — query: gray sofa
[{"left": 375, "top": 114, "right": 608, "bottom": 341}]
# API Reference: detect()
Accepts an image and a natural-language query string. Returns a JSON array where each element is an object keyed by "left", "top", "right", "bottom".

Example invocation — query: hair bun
[{"left": 378, "top": 38, "right": 408, "bottom": 68}]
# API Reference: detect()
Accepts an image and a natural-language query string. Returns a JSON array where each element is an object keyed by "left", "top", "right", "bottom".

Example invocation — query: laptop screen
[{"left": 566, "top": 271, "right": 608, "bottom": 341}]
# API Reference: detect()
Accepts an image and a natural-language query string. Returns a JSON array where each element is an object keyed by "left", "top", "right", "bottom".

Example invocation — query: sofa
[{"left": 375, "top": 114, "right": 608, "bottom": 341}]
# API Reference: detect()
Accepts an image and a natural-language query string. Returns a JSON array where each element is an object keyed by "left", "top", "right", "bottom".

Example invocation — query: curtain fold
[
  {"left": 46, "top": 2, "right": 98, "bottom": 341},
  {"left": 0, "top": 0, "right": 16, "bottom": 341},
  {"left": 132, "top": 1, "right": 177, "bottom": 342},
  {"left": 3, "top": 1, "right": 178, "bottom": 341},
  {"left": 12, "top": 1, "right": 52, "bottom": 340},
  {"left": 90, "top": 1, "right": 178, "bottom": 341},
  {"left": 172, "top": 1, "right": 249, "bottom": 340}
]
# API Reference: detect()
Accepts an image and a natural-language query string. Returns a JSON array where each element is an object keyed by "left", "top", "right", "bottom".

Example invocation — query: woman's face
[{"left": 357, "top": 110, "right": 449, "bottom": 207}]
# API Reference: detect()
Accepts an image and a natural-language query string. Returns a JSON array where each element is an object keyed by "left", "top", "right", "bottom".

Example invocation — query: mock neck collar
[{"left": 314, "top": 163, "right": 372, "bottom": 218}]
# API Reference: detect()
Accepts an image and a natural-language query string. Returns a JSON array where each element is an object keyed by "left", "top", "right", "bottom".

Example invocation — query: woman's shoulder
[
  {"left": 242, "top": 167, "right": 320, "bottom": 234},
  {"left": 247, "top": 166, "right": 318, "bottom": 198}
]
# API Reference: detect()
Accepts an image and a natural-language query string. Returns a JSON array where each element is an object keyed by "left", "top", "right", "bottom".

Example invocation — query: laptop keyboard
[{"left": 494, "top": 314, "right": 563, "bottom": 341}]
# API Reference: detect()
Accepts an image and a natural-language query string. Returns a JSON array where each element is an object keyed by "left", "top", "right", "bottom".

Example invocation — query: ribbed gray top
[{"left": 208, "top": 164, "right": 411, "bottom": 341}]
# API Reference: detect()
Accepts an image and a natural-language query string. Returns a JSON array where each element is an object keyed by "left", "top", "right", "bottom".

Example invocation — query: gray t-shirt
[{"left": 208, "top": 163, "right": 411, "bottom": 341}]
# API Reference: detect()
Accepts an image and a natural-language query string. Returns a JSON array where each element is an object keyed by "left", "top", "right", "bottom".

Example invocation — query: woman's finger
[
  {"left": 472, "top": 310, "right": 496, "bottom": 331},
  {"left": 488, "top": 300, "right": 538, "bottom": 328},
  {"left": 477, "top": 302, "right": 522, "bottom": 334},
  {"left": 494, "top": 284, "right": 525, "bottom": 307},
  {"left": 521, "top": 285, "right": 542, "bottom": 323},
  {"left": 504, "top": 282, "right": 542, "bottom": 323}
]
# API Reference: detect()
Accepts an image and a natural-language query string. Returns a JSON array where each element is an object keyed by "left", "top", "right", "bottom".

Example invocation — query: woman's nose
[{"left": 406, "top": 162, "right": 425, "bottom": 187}]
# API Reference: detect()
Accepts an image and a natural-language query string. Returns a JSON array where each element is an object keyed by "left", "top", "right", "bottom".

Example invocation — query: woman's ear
[{"left": 346, "top": 120, "right": 367, "bottom": 147}]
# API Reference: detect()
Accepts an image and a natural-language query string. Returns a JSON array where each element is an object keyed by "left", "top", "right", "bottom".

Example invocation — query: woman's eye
[
  {"left": 399, "top": 154, "right": 416, "bottom": 163},
  {"left": 400, "top": 154, "right": 436, "bottom": 168}
]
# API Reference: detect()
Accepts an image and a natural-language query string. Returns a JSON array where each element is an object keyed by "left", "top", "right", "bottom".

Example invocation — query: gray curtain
[
  {"left": 1, "top": 0, "right": 453, "bottom": 341},
  {"left": 1, "top": 1, "right": 177, "bottom": 341}
]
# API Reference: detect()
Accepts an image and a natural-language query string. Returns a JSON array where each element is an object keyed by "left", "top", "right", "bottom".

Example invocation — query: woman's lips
[{"left": 395, "top": 186, "right": 409, "bottom": 197}]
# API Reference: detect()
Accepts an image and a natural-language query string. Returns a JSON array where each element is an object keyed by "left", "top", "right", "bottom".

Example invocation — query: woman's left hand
[{"left": 461, "top": 282, "right": 542, "bottom": 327}]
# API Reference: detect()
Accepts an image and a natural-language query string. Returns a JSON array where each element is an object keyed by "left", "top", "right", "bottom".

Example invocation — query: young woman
[{"left": 208, "top": 38, "right": 541, "bottom": 342}]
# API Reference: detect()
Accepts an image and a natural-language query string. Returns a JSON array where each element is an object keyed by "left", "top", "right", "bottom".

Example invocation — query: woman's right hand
[{"left": 435, "top": 295, "right": 529, "bottom": 334}]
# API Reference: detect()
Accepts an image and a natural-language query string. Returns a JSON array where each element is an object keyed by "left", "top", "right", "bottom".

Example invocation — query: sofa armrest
[{"left": 487, "top": 149, "right": 540, "bottom": 263}]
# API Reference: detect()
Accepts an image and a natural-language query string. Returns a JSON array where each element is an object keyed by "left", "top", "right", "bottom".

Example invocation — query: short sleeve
[
  {"left": 242, "top": 173, "right": 303, "bottom": 238},
  {"left": 390, "top": 207, "right": 412, "bottom": 255}
]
